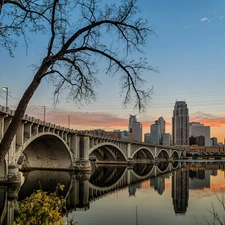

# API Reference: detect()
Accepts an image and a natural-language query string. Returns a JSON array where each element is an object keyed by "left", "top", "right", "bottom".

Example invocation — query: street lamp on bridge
[
  {"left": 42, "top": 106, "right": 46, "bottom": 122},
  {"left": 2, "top": 87, "right": 8, "bottom": 108}
]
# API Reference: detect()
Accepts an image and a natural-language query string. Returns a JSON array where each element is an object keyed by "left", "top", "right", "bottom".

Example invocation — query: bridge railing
[
  {"left": 0, "top": 105, "right": 78, "bottom": 133},
  {"left": 0, "top": 106, "right": 184, "bottom": 152}
]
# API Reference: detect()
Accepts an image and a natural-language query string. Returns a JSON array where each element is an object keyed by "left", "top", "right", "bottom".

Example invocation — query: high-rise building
[
  {"left": 172, "top": 101, "right": 189, "bottom": 146},
  {"left": 132, "top": 122, "right": 142, "bottom": 142},
  {"left": 128, "top": 115, "right": 137, "bottom": 132},
  {"left": 189, "top": 122, "right": 210, "bottom": 146},
  {"left": 128, "top": 115, "right": 142, "bottom": 142},
  {"left": 151, "top": 121, "right": 160, "bottom": 145},
  {"left": 150, "top": 117, "right": 167, "bottom": 145},
  {"left": 158, "top": 116, "right": 165, "bottom": 135}
]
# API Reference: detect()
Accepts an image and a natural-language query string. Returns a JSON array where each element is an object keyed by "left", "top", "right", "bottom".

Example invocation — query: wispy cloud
[
  {"left": 200, "top": 17, "right": 211, "bottom": 22},
  {"left": 25, "top": 106, "right": 129, "bottom": 130},
  {"left": 23, "top": 106, "right": 225, "bottom": 136},
  {"left": 190, "top": 111, "right": 225, "bottom": 127},
  {"left": 219, "top": 13, "right": 225, "bottom": 20}
]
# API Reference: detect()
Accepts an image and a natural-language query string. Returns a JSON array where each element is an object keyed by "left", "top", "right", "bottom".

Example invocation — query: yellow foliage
[{"left": 13, "top": 184, "right": 66, "bottom": 225}]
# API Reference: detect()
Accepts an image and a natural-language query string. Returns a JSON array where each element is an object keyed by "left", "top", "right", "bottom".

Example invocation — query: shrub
[{"left": 13, "top": 184, "right": 66, "bottom": 225}]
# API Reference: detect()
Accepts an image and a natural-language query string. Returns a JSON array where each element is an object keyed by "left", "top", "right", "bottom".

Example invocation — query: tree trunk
[
  {"left": 0, "top": 0, "right": 4, "bottom": 14},
  {"left": 0, "top": 59, "right": 51, "bottom": 163}
]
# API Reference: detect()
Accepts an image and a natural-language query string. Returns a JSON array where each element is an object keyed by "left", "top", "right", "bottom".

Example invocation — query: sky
[{"left": 0, "top": 0, "right": 225, "bottom": 142}]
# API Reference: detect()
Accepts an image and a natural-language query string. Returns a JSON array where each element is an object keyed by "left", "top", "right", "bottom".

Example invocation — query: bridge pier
[
  {"left": 74, "top": 135, "right": 91, "bottom": 170},
  {"left": 67, "top": 173, "right": 90, "bottom": 210},
  {"left": 0, "top": 112, "right": 20, "bottom": 184}
]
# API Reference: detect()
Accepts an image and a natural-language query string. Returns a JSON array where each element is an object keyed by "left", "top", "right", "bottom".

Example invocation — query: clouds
[
  {"left": 25, "top": 106, "right": 129, "bottom": 130},
  {"left": 200, "top": 17, "right": 211, "bottom": 22},
  {"left": 25, "top": 105, "right": 225, "bottom": 131},
  {"left": 200, "top": 12, "right": 225, "bottom": 22},
  {"left": 191, "top": 111, "right": 225, "bottom": 127}
]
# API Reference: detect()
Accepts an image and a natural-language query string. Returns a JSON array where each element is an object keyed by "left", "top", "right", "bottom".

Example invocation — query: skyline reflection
[{"left": 1, "top": 162, "right": 225, "bottom": 225}]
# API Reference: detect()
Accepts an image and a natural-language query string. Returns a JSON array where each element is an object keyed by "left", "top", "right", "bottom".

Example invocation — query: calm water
[{"left": 1, "top": 161, "right": 225, "bottom": 225}]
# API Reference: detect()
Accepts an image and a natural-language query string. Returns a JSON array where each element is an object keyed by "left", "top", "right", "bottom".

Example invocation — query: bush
[{"left": 13, "top": 184, "right": 66, "bottom": 225}]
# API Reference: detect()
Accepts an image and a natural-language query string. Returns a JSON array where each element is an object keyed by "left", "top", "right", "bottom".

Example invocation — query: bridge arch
[
  {"left": 171, "top": 161, "right": 179, "bottom": 169},
  {"left": 171, "top": 150, "right": 179, "bottom": 160},
  {"left": 157, "top": 162, "right": 170, "bottom": 173},
  {"left": 17, "top": 132, "right": 73, "bottom": 169},
  {"left": 131, "top": 147, "right": 154, "bottom": 160},
  {"left": 157, "top": 149, "right": 170, "bottom": 160},
  {"left": 88, "top": 167, "right": 128, "bottom": 192},
  {"left": 89, "top": 143, "right": 127, "bottom": 161},
  {"left": 131, "top": 163, "right": 155, "bottom": 179}
]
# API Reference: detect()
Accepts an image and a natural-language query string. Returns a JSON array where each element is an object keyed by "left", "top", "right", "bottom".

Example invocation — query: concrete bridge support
[{"left": 74, "top": 135, "right": 91, "bottom": 170}]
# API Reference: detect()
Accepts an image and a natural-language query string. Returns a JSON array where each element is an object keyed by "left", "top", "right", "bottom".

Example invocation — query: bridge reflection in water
[{"left": 0, "top": 161, "right": 183, "bottom": 224}]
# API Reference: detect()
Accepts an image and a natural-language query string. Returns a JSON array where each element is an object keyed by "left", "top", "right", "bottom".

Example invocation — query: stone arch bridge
[{"left": 0, "top": 106, "right": 185, "bottom": 179}]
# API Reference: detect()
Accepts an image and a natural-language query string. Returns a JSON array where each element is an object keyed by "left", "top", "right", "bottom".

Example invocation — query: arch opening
[
  {"left": 157, "top": 150, "right": 169, "bottom": 161},
  {"left": 89, "top": 165, "right": 126, "bottom": 187},
  {"left": 90, "top": 144, "right": 126, "bottom": 162},
  {"left": 21, "top": 135, "right": 72, "bottom": 169},
  {"left": 132, "top": 148, "right": 154, "bottom": 162},
  {"left": 171, "top": 151, "right": 179, "bottom": 160},
  {"left": 157, "top": 162, "right": 169, "bottom": 172},
  {"left": 133, "top": 163, "right": 154, "bottom": 177}
]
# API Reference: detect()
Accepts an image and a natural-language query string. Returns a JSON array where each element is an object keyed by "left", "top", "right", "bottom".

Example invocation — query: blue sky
[{"left": 1, "top": 0, "right": 225, "bottom": 142}]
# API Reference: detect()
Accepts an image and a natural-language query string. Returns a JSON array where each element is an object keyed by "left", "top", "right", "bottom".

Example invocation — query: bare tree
[{"left": 0, "top": 0, "right": 157, "bottom": 162}]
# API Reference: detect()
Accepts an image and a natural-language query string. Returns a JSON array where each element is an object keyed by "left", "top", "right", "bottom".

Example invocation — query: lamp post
[
  {"left": 2, "top": 87, "right": 8, "bottom": 108},
  {"left": 42, "top": 106, "right": 46, "bottom": 122},
  {"left": 68, "top": 116, "right": 70, "bottom": 128}
]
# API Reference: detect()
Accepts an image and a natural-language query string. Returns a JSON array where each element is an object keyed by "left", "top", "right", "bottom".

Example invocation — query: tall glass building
[
  {"left": 172, "top": 101, "right": 189, "bottom": 146},
  {"left": 128, "top": 115, "right": 137, "bottom": 132}
]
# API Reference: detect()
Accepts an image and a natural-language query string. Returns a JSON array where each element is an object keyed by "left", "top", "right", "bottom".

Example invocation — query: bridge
[{"left": 0, "top": 106, "right": 185, "bottom": 182}]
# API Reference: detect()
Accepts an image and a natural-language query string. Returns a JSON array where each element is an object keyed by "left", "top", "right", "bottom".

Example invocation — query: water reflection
[{"left": 1, "top": 161, "right": 225, "bottom": 225}]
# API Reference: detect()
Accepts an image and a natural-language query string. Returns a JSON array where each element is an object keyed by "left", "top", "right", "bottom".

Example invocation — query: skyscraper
[
  {"left": 172, "top": 101, "right": 189, "bottom": 146},
  {"left": 132, "top": 122, "right": 142, "bottom": 142},
  {"left": 151, "top": 120, "right": 160, "bottom": 145},
  {"left": 128, "top": 115, "right": 137, "bottom": 132},
  {"left": 150, "top": 117, "right": 167, "bottom": 145},
  {"left": 158, "top": 116, "right": 165, "bottom": 135},
  {"left": 128, "top": 115, "right": 142, "bottom": 142}
]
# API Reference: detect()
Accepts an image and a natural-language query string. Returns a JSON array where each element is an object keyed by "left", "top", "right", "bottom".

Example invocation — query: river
[{"left": 1, "top": 161, "right": 225, "bottom": 225}]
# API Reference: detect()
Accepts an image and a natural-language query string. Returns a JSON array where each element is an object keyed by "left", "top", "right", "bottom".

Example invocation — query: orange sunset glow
[{"left": 24, "top": 105, "right": 225, "bottom": 143}]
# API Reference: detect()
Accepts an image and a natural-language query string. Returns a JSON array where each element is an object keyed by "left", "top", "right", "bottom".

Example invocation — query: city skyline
[{"left": 1, "top": 0, "right": 225, "bottom": 142}]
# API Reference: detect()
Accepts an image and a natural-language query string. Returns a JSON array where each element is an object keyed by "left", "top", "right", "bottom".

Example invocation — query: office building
[
  {"left": 189, "top": 122, "right": 210, "bottom": 146},
  {"left": 128, "top": 115, "right": 137, "bottom": 132},
  {"left": 151, "top": 120, "right": 160, "bottom": 144},
  {"left": 158, "top": 116, "right": 165, "bottom": 135},
  {"left": 189, "top": 135, "right": 205, "bottom": 146},
  {"left": 121, "top": 130, "right": 129, "bottom": 141},
  {"left": 144, "top": 133, "right": 151, "bottom": 143},
  {"left": 162, "top": 133, "right": 171, "bottom": 146},
  {"left": 172, "top": 101, "right": 189, "bottom": 146},
  {"left": 132, "top": 122, "right": 142, "bottom": 142},
  {"left": 210, "top": 137, "right": 218, "bottom": 146},
  {"left": 150, "top": 117, "right": 166, "bottom": 145}
]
